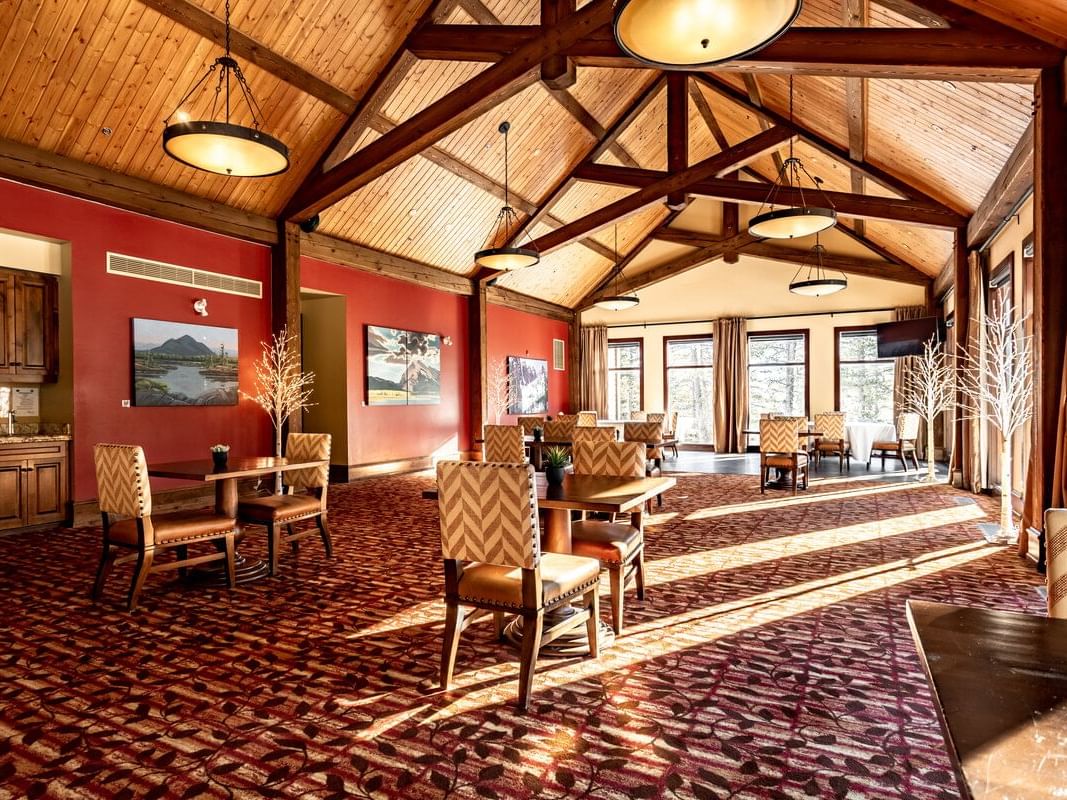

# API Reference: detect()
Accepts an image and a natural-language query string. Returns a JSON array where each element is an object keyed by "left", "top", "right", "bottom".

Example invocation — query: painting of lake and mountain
[
  {"left": 365, "top": 325, "right": 441, "bottom": 406},
  {"left": 507, "top": 356, "right": 548, "bottom": 414},
  {"left": 132, "top": 319, "right": 238, "bottom": 406}
]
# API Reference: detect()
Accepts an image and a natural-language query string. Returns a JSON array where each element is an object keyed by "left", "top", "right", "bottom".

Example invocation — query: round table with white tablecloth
[{"left": 846, "top": 421, "right": 897, "bottom": 463}]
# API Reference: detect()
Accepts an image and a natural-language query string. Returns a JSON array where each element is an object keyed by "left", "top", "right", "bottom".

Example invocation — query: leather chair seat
[
  {"left": 238, "top": 493, "right": 321, "bottom": 523},
  {"left": 570, "top": 521, "right": 641, "bottom": 564},
  {"left": 765, "top": 453, "right": 808, "bottom": 468},
  {"left": 872, "top": 441, "right": 901, "bottom": 451},
  {"left": 817, "top": 440, "right": 847, "bottom": 451},
  {"left": 109, "top": 510, "right": 235, "bottom": 546},
  {"left": 457, "top": 553, "right": 600, "bottom": 609}
]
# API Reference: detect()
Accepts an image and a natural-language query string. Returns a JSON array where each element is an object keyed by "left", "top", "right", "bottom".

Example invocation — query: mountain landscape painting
[
  {"left": 132, "top": 319, "right": 238, "bottom": 406},
  {"left": 507, "top": 356, "right": 548, "bottom": 414},
  {"left": 365, "top": 325, "right": 441, "bottom": 406}
]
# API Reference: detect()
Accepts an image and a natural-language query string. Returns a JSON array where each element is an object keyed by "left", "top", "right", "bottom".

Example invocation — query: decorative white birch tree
[
  {"left": 900, "top": 338, "right": 956, "bottom": 483},
  {"left": 486, "top": 364, "right": 518, "bottom": 425},
  {"left": 244, "top": 327, "right": 315, "bottom": 493},
  {"left": 958, "top": 294, "right": 1034, "bottom": 542}
]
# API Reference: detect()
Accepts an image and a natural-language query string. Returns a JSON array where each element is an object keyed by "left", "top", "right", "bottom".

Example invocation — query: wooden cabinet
[
  {"left": 0, "top": 267, "right": 58, "bottom": 383},
  {"left": 0, "top": 439, "right": 69, "bottom": 530}
]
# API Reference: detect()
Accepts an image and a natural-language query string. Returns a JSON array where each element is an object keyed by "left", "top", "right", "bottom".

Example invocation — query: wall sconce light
[
  {"left": 193, "top": 298, "right": 208, "bottom": 317},
  {"left": 442, "top": 336, "right": 453, "bottom": 347}
]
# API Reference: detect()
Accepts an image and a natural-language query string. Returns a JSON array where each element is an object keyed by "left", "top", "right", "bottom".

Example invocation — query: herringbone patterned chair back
[
  {"left": 760, "top": 418, "right": 801, "bottom": 454},
  {"left": 517, "top": 416, "right": 544, "bottom": 435},
  {"left": 573, "top": 426, "right": 615, "bottom": 447},
  {"left": 553, "top": 414, "right": 579, "bottom": 436},
  {"left": 576, "top": 411, "right": 598, "bottom": 427},
  {"left": 646, "top": 412, "right": 665, "bottom": 425},
  {"left": 437, "top": 461, "right": 539, "bottom": 569},
  {"left": 544, "top": 418, "right": 573, "bottom": 442},
  {"left": 630, "top": 411, "right": 647, "bottom": 421},
  {"left": 286, "top": 433, "right": 331, "bottom": 490},
  {"left": 760, "top": 412, "right": 782, "bottom": 420},
  {"left": 624, "top": 421, "right": 663, "bottom": 459},
  {"left": 483, "top": 425, "right": 525, "bottom": 464},
  {"left": 665, "top": 411, "right": 679, "bottom": 435},
  {"left": 1046, "top": 509, "right": 1067, "bottom": 619},
  {"left": 815, "top": 412, "right": 846, "bottom": 441},
  {"left": 898, "top": 412, "right": 920, "bottom": 440},
  {"left": 573, "top": 441, "right": 645, "bottom": 478},
  {"left": 94, "top": 444, "right": 152, "bottom": 518}
]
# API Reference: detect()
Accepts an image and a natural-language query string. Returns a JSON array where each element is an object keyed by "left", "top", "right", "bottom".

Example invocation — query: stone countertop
[{"left": 0, "top": 434, "right": 72, "bottom": 444}]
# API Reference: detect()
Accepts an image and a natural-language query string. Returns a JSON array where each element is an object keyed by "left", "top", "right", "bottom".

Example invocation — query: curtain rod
[{"left": 601, "top": 307, "right": 899, "bottom": 329}]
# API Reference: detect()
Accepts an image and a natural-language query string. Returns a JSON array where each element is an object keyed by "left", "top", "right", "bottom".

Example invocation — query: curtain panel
[
  {"left": 894, "top": 305, "right": 928, "bottom": 457},
  {"left": 713, "top": 318, "right": 748, "bottom": 453},
  {"left": 579, "top": 326, "right": 608, "bottom": 418}
]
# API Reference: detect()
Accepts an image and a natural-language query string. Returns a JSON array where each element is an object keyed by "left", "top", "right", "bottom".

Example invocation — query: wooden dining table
[
  {"left": 906, "top": 600, "right": 1067, "bottom": 800},
  {"left": 147, "top": 456, "right": 328, "bottom": 584},
  {"left": 477, "top": 435, "right": 666, "bottom": 471}
]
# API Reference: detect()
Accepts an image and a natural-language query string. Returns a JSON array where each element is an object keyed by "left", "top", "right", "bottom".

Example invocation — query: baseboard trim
[{"left": 329, "top": 452, "right": 478, "bottom": 484}]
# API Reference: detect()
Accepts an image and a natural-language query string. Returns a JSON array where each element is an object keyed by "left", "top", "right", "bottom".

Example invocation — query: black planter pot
[
  {"left": 212, "top": 451, "right": 229, "bottom": 469},
  {"left": 533, "top": 430, "right": 543, "bottom": 442},
  {"left": 545, "top": 465, "right": 566, "bottom": 485}
]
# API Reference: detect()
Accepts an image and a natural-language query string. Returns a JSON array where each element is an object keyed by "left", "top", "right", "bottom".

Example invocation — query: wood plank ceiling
[{"left": 0, "top": 0, "right": 1054, "bottom": 306}]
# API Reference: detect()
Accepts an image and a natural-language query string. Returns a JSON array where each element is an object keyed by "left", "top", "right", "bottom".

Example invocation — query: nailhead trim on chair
[{"left": 457, "top": 573, "right": 601, "bottom": 610}]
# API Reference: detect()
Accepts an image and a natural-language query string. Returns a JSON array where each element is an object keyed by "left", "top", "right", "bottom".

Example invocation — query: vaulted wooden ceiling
[{"left": 0, "top": 0, "right": 1057, "bottom": 308}]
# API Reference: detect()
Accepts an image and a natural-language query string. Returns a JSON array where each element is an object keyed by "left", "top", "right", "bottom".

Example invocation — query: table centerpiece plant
[{"left": 543, "top": 445, "right": 569, "bottom": 485}]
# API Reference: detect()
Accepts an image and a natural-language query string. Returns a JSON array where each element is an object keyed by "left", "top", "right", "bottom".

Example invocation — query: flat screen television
[{"left": 875, "top": 317, "right": 942, "bottom": 358}]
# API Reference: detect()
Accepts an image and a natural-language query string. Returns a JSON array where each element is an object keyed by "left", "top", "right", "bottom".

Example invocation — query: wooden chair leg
[
  {"left": 223, "top": 534, "right": 236, "bottom": 589},
  {"left": 760, "top": 464, "right": 766, "bottom": 494},
  {"left": 288, "top": 524, "right": 299, "bottom": 553},
  {"left": 634, "top": 548, "right": 646, "bottom": 601},
  {"left": 440, "top": 602, "right": 465, "bottom": 689},
  {"left": 267, "top": 523, "right": 279, "bottom": 575},
  {"left": 517, "top": 609, "right": 544, "bottom": 710},
  {"left": 609, "top": 565, "right": 625, "bottom": 635},
  {"left": 584, "top": 590, "right": 600, "bottom": 659},
  {"left": 317, "top": 514, "right": 333, "bottom": 557},
  {"left": 493, "top": 611, "right": 506, "bottom": 641},
  {"left": 92, "top": 540, "right": 114, "bottom": 601},
  {"left": 175, "top": 544, "right": 189, "bottom": 578},
  {"left": 899, "top": 450, "right": 908, "bottom": 472},
  {"left": 127, "top": 549, "right": 154, "bottom": 611}
]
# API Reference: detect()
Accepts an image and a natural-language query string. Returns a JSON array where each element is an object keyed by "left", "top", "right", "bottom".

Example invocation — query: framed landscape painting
[
  {"left": 507, "top": 356, "right": 548, "bottom": 414},
  {"left": 132, "top": 318, "right": 238, "bottom": 406},
  {"left": 365, "top": 325, "right": 441, "bottom": 406}
]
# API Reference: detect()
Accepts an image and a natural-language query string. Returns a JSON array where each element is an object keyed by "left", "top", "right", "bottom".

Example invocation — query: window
[
  {"left": 665, "top": 336, "right": 714, "bottom": 444},
  {"left": 836, "top": 328, "right": 895, "bottom": 423},
  {"left": 748, "top": 332, "right": 807, "bottom": 430},
  {"left": 607, "top": 339, "right": 642, "bottom": 420}
]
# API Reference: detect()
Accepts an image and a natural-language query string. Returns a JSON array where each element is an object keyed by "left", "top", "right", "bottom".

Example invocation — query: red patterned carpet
[{"left": 0, "top": 472, "right": 1044, "bottom": 799}]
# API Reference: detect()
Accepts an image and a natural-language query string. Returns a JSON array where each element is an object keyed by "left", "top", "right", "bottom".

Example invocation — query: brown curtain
[
  {"left": 962, "top": 252, "right": 987, "bottom": 493},
  {"left": 713, "top": 318, "right": 748, "bottom": 453},
  {"left": 894, "top": 305, "right": 928, "bottom": 456},
  {"left": 579, "top": 325, "right": 608, "bottom": 418}
]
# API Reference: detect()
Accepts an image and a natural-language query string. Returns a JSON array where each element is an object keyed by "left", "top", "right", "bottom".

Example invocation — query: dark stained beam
[
  {"left": 845, "top": 0, "right": 869, "bottom": 238},
  {"left": 721, "top": 192, "right": 740, "bottom": 263},
  {"left": 967, "top": 120, "right": 1034, "bottom": 249},
  {"left": 666, "top": 74, "right": 689, "bottom": 210},
  {"left": 272, "top": 221, "right": 302, "bottom": 436},
  {"left": 873, "top": 0, "right": 948, "bottom": 27},
  {"left": 283, "top": 0, "right": 615, "bottom": 221},
  {"left": 743, "top": 241, "right": 931, "bottom": 285},
  {"left": 486, "top": 284, "right": 575, "bottom": 322},
  {"left": 932, "top": 255, "right": 954, "bottom": 300},
  {"left": 742, "top": 75, "right": 785, "bottom": 174},
  {"left": 541, "top": 0, "right": 577, "bottom": 89},
  {"left": 950, "top": 228, "right": 970, "bottom": 488},
  {"left": 688, "top": 80, "right": 731, "bottom": 151}
]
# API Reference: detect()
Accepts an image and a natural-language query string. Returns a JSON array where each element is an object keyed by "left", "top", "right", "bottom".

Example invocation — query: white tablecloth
[{"left": 847, "top": 422, "right": 897, "bottom": 462}]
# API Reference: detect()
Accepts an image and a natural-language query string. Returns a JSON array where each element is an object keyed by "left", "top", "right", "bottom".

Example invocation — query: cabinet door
[
  {"left": 13, "top": 272, "right": 58, "bottom": 382},
  {"left": 0, "top": 271, "right": 15, "bottom": 376},
  {"left": 26, "top": 457, "right": 67, "bottom": 526},
  {"left": 0, "top": 460, "right": 26, "bottom": 530}
]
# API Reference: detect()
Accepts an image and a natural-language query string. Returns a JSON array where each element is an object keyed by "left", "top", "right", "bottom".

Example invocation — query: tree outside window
[
  {"left": 665, "top": 336, "right": 714, "bottom": 444},
  {"left": 608, "top": 340, "right": 642, "bottom": 420},
  {"left": 748, "top": 332, "right": 807, "bottom": 431},
  {"left": 837, "top": 329, "right": 895, "bottom": 423}
]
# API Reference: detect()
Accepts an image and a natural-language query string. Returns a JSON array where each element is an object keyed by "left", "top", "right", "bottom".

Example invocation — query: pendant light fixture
[
  {"left": 749, "top": 76, "right": 836, "bottom": 239},
  {"left": 593, "top": 226, "right": 640, "bottom": 311},
  {"left": 613, "top": 0, "right": 802, "bottom": 69},
  {"left": 788, "top": 236, "right": 847, "bottom": 296},
  {"left": 474, "top": 122, "right": 539, "bottom": 271},
  {"left": 162, "top": 0, "right": 289, "bottom": 177}
]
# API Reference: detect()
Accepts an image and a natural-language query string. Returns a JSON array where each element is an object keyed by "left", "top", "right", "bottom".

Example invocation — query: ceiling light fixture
[
  {"left": 788, "top": 236, "right": 847, "bottom": 296},
  {"left": 162, "top": 0, "right": 289, "bottom": 177},
  {"left": 474, "top": 122, "right": 539, "bottom": 271},
  {"left": 613, "top": 0, "right": 802, "bottom": 69},
  {"left": 593, "top": 225, "right": 640, "bottom": 311},
  {"left": 749, "top": 76, "right": 836, "bottom": 239}
]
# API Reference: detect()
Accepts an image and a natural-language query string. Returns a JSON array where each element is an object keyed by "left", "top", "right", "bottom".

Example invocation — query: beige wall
[{"left": 300, "top": 293, "right": 349, "bottom": 465}]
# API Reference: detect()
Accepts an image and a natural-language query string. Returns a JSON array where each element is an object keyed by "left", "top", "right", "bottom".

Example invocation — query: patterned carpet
[{"left": 0, "top": 472, "right": 1044, "bottom": 799}]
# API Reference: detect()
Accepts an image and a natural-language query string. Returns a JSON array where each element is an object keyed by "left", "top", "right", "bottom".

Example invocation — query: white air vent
[
  {"left": 553, "top": 338, "right": 565, "bottom": 371},
  {"left": 107, "top": 252, "right": 262, "bottom": 299}
]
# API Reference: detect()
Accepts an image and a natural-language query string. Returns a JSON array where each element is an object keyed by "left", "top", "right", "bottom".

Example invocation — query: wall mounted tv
[{"left": 875, "top": 317, "right": 943, "bottom": 358}]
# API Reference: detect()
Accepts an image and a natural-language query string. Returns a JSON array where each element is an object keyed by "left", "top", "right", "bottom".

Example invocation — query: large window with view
[
  {"left": 836, "top": 328, "right": 895, "bottom": 423},
  {"left": 664, "top": 336, "right": 714, "bottom": 444},
  {"left": 748, "top": 332, "right": 807, "bottom": 431},
  {"left": 607, "top": 339, "right": 642, "bottom": 421}
]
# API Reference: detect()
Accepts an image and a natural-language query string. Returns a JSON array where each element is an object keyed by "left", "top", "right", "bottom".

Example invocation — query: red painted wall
[
  {"left": 300, "top": 256, "right": 471, "bottom": 465},
  {"left": 486, "top": 303, "right": 571, "bottom": 424},
  {"left": 0, "top": 179, "right": 272, "bottom": 502}
]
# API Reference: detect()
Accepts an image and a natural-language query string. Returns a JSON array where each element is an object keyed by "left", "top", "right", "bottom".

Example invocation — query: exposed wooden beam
[
  {"left": 284, "top": 0, "right": 614, "bottom": 221},
  {"left": 967, "top": 119, "right": 1034, "bottom": 249},
  {"left": 407, "top": 25, "right": 1058, "bottom": 81},
  {"left": 138, "top": 0, "right": 356, "bottom": 114},
  {"left": 469, "top": 284, "right": 488, "bottom": 444},
  {"left": 688, "top": 80, "right": 731, "bottom": 151},
  {"left": 872, "top": 0, "right": 948, "bottom": 27},
  {"left": 742, "top": 241, "right": 931, "bottom": 285},
  {"left": 486, "top": 285, "right": 575, "bottom": 322},
  {"left": 272, "top": 223, "right": 302, "bottom": 421},
  {"left": 530, "top": 127, "right": 793, "bottom": 254},
  {"left": 547, "top": 87, "right": 641, "bottom": 168},
  {"left": 845, "top": 0, "right": 869, "bottom": 238},
  {"left": 541, "top": 0, "right": 577, "bottom": 89},
  {"left": 666, "top": 74, "right": 689, "bottom": 210},
  {"left": 932, "top": 255, "right": 954, "bottom": 299},
  {"left": 742, "top": 75, "right": 786, "bottom": 174},
  {"left": 301, "top": 232, "right": 474, "bottom": 296},
  {"left": 575, "top": 163, "right": 969, "bottom": 228},
  {"left": 721, "top": 187, "right": 740, "bottom": 264}
]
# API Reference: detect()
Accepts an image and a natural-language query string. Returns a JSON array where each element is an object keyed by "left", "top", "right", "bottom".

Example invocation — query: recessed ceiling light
[
  {"left": 931, "top": 123, "right": 945, "bottom": 133},
  {"left": 100, "top": 127, "right": 112, "bottom": 136},
  {"left": 943, "top": 81, "right": 957, "bottom": 91},
  {"left": 533, "top": 148, "right": 542, "bottom": 156},
  {"left": 408, "top": 208, "right": 418, "bottom": 216}
]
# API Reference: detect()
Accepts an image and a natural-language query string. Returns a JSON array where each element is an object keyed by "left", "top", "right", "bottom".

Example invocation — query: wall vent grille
[
  {"left": 553, "top": 338, "right": 565, "bottom": 371},
  {"left": 106, "top": 252, "right": 262, "bottom": 299}
]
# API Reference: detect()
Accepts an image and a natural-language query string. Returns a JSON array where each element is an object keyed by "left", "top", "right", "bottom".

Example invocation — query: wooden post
[
  {"left": 541, "top": 0, "right": 577, "bottom": 89},
  {"left": 569, "top": 314, "right": 581, "bottom": 412},
  {"left": 950, "top": 226, "right": 969, "bottom": 487},
  {"left": 722, "top": 177, "right": 740, "bottom": 264},
  {"left": 271, "top": 220, "right": 302, "bottom": 434},
  {"left": 666, "top": 74, "right": 689, "bottom": 210},
  {"left": 469, "top": 283, "right": 488, "bottom": 454}
]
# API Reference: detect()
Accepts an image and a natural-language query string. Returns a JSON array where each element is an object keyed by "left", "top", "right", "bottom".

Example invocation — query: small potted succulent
[
  {"left": 543, "top": 446, "right": 569, "bottom": 486},
  {"left": 532, "top": 425, "right": 543, "bottom": 442},
  {"left": 210, "top": 444, "right": 230, "bottom": 469}
]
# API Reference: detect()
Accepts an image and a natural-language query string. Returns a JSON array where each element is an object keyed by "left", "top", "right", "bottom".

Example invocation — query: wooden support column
[
  {"left": 569, "top": 315, "right": 581, "bottom": 412},
  {"left": 469, "top": 283, "right": 488, "bottom": 452},
  {"left": 666, "top": 74, "right": 689, "bottom": 210},
  {"left": 272, "top": 220, "right": 302, "bottom": 434},
  {"left": 950, "top": 226, "right": 969, "bottom": 488},
  {"left": 722, "top": 172, "right": 740, "bottom": 264},
  {"left": 541, "top": 0, "right": 577, "bottom": 89}
]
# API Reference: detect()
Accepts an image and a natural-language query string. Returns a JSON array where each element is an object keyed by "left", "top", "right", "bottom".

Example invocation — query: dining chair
[
  {"left": 630, "top": 410, "right": 648, "bottom": 421},
  {"left": 573, "top": 426, "right": 616, "bottom": 447},
  {"left": 662, "top": 411, "right": 680, "bottom": 458},
  {"left": 571, "top": 440, "right": 647, "bottom": 634},
  {"left": 760, "top": 418, "right": 809, "bottom": 495},
  {"left": 237, "top": 433, "right": 332, "bottom": 575},
  {"left": 624, "top": 421, "right": 665, "bottom": 510},
  {"left": 576, "top": 411, "right": 598, "bottom": 427},
  {"left": 517, "top": 416, "right": 545, "bottom": 435},
  {"left": 868, "top": 412, "right": 921, "bottom": 471},
  {"left": 1045, "top": 508, "right": 1067, "bottom": 619},
  {"left": 436, "top": 461, "right": 601, "bottom": 709},
  {"left": 544, "top": 417, "right": 576, "bottom": 443},
  {"left": 482, "top": 424, "right": 526, "bottom": 464},
  {"left": 92, "top": 443, "right": 236, "bottom": 611},
  {"left": 814, "top": 412, "right": 850, "bottom": 472}
]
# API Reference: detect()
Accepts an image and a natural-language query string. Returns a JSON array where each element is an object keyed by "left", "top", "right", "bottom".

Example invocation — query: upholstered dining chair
[
  {"left": 554, "top": 413, "right": 580, "bottom": 434},
  {"left": 868, "top": 413, "right": 921, "bottom": 472},
  {"left": 662, "top": 411, "right": 680, "bottom": 458},
  {"left": 544, "top": 417, "right": 576, "bottom": 443},
  {"left": 483, "top": 424, "right": 526, "bottom": 464},
  {"left": 760, "top": 418, "right": 809, "bottom": 495},
  {"left": 630, "top": 410, "right": 648, "bottom": 421},
  {"left": 814, "top": 412, "right": 851, "bottom": 472},
  {"left": 624, "top": 421, "right": 665, "bottom": 510},
  {"left": 576, "top": 411, "right": 598, "bottom": 427},
  {"left": 1045, "top": 508, "right": 1067, "bottom": 619},
  {"left": 92, "top": 443, "right": 236, "bottom": 611},
  {"left": 573, "top": 426, "right": 616, "bottom": 447},
  {"left": 436, "top": 461, "right": 601, "bottom": 709},
  {"left": 571, "top": 440, "right": 647, "bottom": 634},
  {"left": 237, "top": 433, "right": 332, "bottom": 575},
  {"left": 517, "top": 416, "right": 545, "bottom": 435}
]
